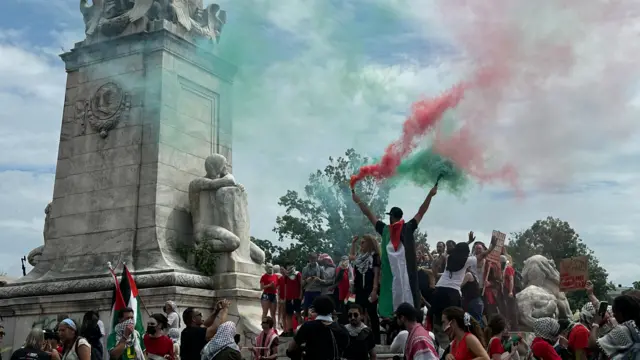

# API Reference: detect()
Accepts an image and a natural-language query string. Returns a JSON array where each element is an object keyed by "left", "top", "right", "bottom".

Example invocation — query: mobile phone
[{"left": 598, "top": 301, "right": 609, "bottom": 317}]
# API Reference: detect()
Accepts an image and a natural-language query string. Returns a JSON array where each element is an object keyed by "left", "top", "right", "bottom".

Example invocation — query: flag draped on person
[{"left": 379, "top": 221, "right": 414, "bottom": 318}]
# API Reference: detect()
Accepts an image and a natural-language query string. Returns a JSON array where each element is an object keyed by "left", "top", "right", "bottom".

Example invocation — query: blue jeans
[{"left": 466, "top": 297, "right": 484, "bottom": 327}]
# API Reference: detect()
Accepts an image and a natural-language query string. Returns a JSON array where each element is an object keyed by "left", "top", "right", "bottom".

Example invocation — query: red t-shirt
[
  {"left": 568, "top": 324, "right": 590, "bottom": 355},
  {"left": 503, "top": 266, "right": 515, "bottom": 294},
  {"left": 261, "top": 273, "right": 279, "bottom": 294},
  {"left": 284, "top": 272, "right": 302, "bottom": 300},
  {"left": 451, "top": 333, "right": 474, "bottom": 360},
  {"left": 143, "top": 334, "right": 174, "bottom": 359},
  {"left": 531, "top": 337, "right": 561, "bottom": 360},
  {"left": 277, "top": 275, "right": 286, "bottom": 299},
  {"left": 488, "top": 337, "right": 505, "bottom": 357}
]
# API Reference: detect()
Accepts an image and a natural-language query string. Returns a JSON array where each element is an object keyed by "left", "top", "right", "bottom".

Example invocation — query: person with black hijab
[{"left": 430, "top": 236, "right": 496, "bottom": 348}]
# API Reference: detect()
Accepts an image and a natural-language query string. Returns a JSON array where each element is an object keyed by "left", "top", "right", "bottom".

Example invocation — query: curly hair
[{"left": 443, "top": 306, "right": 486, "bottom": 348}]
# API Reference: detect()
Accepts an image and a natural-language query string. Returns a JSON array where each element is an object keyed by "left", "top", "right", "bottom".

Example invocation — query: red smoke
[{"left": 350, "top": 84, "right": 466, "bottom": 188}]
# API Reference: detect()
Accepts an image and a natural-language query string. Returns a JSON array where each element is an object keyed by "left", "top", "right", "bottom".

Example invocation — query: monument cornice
[{"left": 60, "top": 27, "right": 237, "bottom": 83}]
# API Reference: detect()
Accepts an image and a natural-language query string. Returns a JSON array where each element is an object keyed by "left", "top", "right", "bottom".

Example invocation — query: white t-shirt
[
  {"left": 167, "top": 312, "right": 181, "bottom": 329},
  {"left": 61, "top": 338, "right": 90, "bottom": 360},
  {"left": 435, "top": 256, "right": 477, "bottom": 290}
]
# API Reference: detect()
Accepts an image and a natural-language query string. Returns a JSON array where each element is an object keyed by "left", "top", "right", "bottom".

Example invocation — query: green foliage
[
  {"left": 251, "top": 237, "right": 283, "bottom": 264},
  {"left": 633, "top": 281, "right": 640, "bottom": 290},
  {"left": 273, "top": 148, "right": 391, "bottom": 269},
  {"left": 506, "top": 216, "right": 609, "bottom": 311},
  {"left": 176, "top": 242, "right": 220, "bottom": 276}
]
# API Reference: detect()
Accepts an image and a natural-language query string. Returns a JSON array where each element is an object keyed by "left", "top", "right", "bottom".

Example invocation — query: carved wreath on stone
[{"left": 84, "top": 82, "right": 131, "bottom": 138}]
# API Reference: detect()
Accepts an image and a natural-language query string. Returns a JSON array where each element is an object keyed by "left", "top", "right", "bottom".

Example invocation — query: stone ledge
[{"left": 0, "top": 270, "right": 214, "bottom": 299}]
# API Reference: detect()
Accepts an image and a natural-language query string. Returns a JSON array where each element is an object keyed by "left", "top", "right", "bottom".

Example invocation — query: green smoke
[{"left": 393, "top": 148, "right": 470, "bottom": 194}]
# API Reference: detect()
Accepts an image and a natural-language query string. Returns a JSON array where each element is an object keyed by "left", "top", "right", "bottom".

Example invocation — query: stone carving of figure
[
  {"left": 516, "top": 255, "right": 572, "bottom": 329},
  {"left": 188, "top": 154, "right": 265, "bottom": 266},
  {"left": 27, "top": 202, "right": 52, "bottom": 267}
]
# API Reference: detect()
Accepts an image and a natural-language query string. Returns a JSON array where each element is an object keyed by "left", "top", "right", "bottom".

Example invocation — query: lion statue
[{"left": 516, "top": 255, "right": 572, "bottom": 330}]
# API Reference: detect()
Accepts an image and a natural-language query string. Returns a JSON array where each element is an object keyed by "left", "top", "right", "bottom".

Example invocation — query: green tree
[
  {"left": 251, "top": 237, "right": 283, "bottom": 264},
  {"left": 273, "top": 149, "right": 392, "bottom": 269},
  {"left": 633, "top": 281, "right": 640, "bottom": 290},
  {"left": 506, "top": 216, "right": 610, "bottom": 311}
]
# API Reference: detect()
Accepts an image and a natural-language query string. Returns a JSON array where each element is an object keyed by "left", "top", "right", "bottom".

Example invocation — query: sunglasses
[{"left": 348, "top": 313, "right": 360, "bottom": 319}]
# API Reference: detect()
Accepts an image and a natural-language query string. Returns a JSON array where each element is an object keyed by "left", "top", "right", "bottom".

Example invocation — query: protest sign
[
  {"left": 486, "top": 230, "right": 506, "bottom": 263},
  {"left": 559, "top": 256, "right": 589, "bottom": 292}
]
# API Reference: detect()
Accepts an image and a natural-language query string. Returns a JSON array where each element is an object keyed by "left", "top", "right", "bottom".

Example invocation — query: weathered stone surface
[
  {"left": 189, "top": 155, "right": 265, "bottom": 267},
  {"left": 516, "top": 255, "right": 572, "bottom": 329}
]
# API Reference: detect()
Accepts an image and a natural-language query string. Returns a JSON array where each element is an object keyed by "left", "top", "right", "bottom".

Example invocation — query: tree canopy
[
  {"left": 270, "top": 149, "right": 392, "bottom": 268},
  {"left": 506, "top": 216, "right": 610, "bottom": 311}
]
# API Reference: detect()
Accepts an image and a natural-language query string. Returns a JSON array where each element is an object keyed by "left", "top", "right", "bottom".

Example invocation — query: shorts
[
  {"left": 261, "top": 293, "right": 277, "bottom": 303},
  {"left": 303, "top": 291, "right": 321, "bottom": 310},
  {"left": 285, "top": 299, "right": 302, "bottom": 315}
]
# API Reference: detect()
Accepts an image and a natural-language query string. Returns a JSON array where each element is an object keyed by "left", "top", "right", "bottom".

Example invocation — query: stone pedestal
[
  {"left": 0, "top": 12, "right": 262, "bottom": 355},
  {"left": 0, "top": 287, "right": 263, "bottom": 356}
]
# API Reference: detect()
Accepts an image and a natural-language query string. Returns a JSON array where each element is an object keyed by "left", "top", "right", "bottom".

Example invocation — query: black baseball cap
[{"left": 385, "top": 207, "right": 403, "bottom": 219}]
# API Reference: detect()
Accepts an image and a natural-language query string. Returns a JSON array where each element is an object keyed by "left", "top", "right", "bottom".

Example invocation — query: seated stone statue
[
  {"left": 516, "top": 255, "right": 572, "bottom": 330},
  {"left": 188, "top": 154, "right": 265, "bottom": 266}
]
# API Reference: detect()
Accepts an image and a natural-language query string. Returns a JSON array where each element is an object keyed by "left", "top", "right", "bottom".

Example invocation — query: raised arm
[
  {"left": 206, "top": 300, "right": 230, "bottom": 341},
  {"left": 349, "top": 236, "right": 358, "bottom": 261},
  {"left": 351, "top": 189, "right": 378, "bottom": 226},
  {"left": 476, "top": 234, "right": 497, "bottom": 262},
  {"left": 412, "top": 185, "right": 438, "bottom": 225}
]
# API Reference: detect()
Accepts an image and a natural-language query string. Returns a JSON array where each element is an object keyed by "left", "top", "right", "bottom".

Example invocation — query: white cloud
[{"left": 1, "top": 0, "right": 639, "bottom": 292}]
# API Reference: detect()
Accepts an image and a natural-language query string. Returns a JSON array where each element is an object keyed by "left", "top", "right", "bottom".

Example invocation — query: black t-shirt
[
  {"left": 344, "top": 328, "right": 375, "bottom": 360},
  {"left": 180, "top": 326, "right": 207, "bottom": 360},
  {"left": 294, "top": 320, "right": 350, "bottom": 360},
  {"left": 354, "top": 253, "right": 381, "bottom": 295},
  {"left": 375, "top": 218, "right": 420, "bottom": 307},
  {"left": 10, "top": 347, "right": 51, "bottom": 360}
]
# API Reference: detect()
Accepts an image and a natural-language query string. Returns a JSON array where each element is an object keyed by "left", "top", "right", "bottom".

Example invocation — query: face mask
[{"left": 146, "top": 326, "right": 157, "bottom": 335}]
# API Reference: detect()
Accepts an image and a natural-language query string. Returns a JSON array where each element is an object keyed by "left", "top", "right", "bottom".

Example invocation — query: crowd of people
[{"left": 5, "top": 182, "right": 640, "bottom": 360}]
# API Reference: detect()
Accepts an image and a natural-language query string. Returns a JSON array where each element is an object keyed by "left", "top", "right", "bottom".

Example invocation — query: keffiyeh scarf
[
  {"left": 201, "top": 321, "right": 239, "bottom": 360},
  {"left": 580, "top": 302, "right": 615, "bottom": 335},
  {"left": 115, "top": 319, "right": 145, "bottom": 360},
  {"left": 354, "top": 252, "right": 374, "bottom": 279},
  {"left": 345, "top": 323, "right": 367, "bottom": 337},
  {"left": 597, "top": 320, "right": 640, "bottom": 360},
  {"left": 533, "top": 317, "right": 560, "bottom": 341}
]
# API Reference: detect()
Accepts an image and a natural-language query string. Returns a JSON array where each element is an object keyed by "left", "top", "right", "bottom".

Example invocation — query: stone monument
[
  {"left": 516, "top": 255, "right": 572, "bottom": 330},
  {"left": 0, "top": 0, "right": 266, "bottom": 352}
]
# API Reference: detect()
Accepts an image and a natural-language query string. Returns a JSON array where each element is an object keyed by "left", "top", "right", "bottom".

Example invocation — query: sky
[{"left": 0, "top": 0, "right": 639, "bottom": 286}]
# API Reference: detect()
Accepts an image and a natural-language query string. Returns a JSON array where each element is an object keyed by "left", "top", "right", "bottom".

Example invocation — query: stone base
[{"left": 0, "top": 285, "right": 264, "bottom": 356}]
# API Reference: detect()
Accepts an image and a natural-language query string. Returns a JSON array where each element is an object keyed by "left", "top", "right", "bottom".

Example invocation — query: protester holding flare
[{"left": 351, "top": 184, "right": 438, "bottom": 321}]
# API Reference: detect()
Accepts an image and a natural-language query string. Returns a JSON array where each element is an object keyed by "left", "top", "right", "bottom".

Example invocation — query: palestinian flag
[
  {"left": 379, "top": 220, "right": 414, "bottom": 318},
  {"left": 108, "top": 265, "right": 145, "bottom": 341}
]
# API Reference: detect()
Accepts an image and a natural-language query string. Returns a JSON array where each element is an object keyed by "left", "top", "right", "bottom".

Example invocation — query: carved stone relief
[{"left": 75, "top": 82, "right": 131, "bottom": 138}]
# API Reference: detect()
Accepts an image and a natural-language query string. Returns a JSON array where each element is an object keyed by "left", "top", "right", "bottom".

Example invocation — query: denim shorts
[{"left": 261, "top": 293, "right": 277, "bottom": 303}]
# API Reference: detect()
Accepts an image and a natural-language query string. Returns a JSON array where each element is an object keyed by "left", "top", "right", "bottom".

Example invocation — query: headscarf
[
  {"left": 318, "top": 254, "right": 335, "bottom": 267},
  {"left": 597, "top": 320, "right": 640, "bottom": 359},
  {"left": 533, "top": 317, "right": 560, "bottom": 341},
  {"left": 201, "top": 322, "right": 239, "bottom": 360},
  {"left": 115, "top": 319, "right": 144, "bottom": 360},
  {"left": 60, "top": 319, "right": 77, "bottom": 331},
  {"left": 579, "top": 301, "right": 615, "bottom": 335}
]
